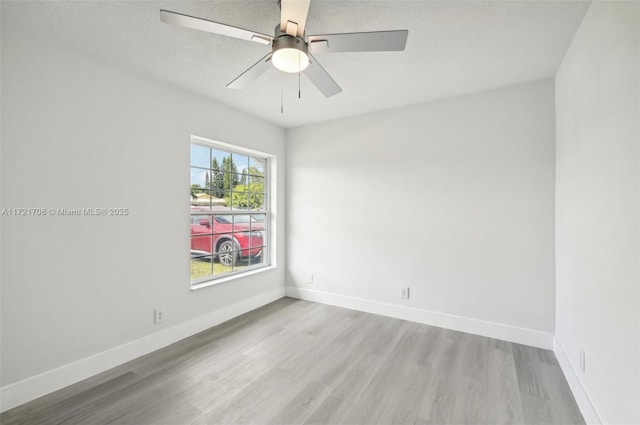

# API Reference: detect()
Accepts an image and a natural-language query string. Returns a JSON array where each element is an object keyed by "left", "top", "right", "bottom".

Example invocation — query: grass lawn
[{"left": 190, "top": 259, "right": 246, "bottom": 280}]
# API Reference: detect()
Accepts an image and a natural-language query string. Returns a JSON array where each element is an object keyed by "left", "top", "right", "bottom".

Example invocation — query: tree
[
  {"left": 221, "top": 157, "right": 239, "bottom": 191},
  {"left": 207, "top": 157, "right": 225, "bottom": 198},
  {"left": 224, "top": 165, "right": 265, "bottom": 209},
  {"left": 226, "top": 183, "right": 264, "bottom": 209}
]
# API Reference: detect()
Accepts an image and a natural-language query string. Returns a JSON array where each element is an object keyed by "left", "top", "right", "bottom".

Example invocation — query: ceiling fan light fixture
[
  {"left": 161, "top": 0, "right": 408, "bottom": 97},
  {"left": 272, "top": 36, "right": 309, "bottom": 73}
]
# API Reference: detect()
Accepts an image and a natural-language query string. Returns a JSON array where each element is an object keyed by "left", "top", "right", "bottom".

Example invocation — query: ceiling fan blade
[
  {"left": 280, "top": 0, "right": 311, "bottom": 37},
  {"left": 307, "top": 30, "right": 408, "bottom": 54},
  {"left": 305, "top": 54, "right": 342, "bottom": 97},
  {"left": 227, "top": 53, "right": 274, "bottom": 90},
  {"left": 160, "top": 10, "right": 273, "bottom": 45}
]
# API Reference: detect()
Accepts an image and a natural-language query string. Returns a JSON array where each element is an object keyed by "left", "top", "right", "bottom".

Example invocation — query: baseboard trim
[
  {"left": 0, "top": 287, "right": 286, "bottom": 413},
  {"left": 553, "top": 337, "right": 603, "bottom": 425},
  {"left": 286, "top": 287, "right": 554, "bottom": 349}
]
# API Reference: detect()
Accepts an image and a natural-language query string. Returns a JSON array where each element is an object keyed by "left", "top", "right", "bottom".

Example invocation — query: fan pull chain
[
  {"left": 280, "top": 74, "right": 284, "bottom": 114},
  {"left": 298, "top": 40, "right": 301, "bottom": 99}
]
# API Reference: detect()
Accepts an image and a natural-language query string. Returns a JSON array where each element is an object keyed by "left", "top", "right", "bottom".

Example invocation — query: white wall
[
  {"left": 0, "top": 26, "right": 286, "bottom": 409},
  {"left": 286, "top": 80, "right": 556, "bottom": 345},
  {"left": 555, "top": 2, "right": 640, "bottom": 424}
]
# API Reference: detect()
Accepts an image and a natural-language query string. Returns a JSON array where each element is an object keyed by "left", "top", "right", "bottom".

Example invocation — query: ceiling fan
[{"left": 160, "top": 0, "right": 408, "bottom": 97}]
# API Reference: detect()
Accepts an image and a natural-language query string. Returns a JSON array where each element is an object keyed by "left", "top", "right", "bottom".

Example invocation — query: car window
[
  {"left": 233, "top": 215, "right": 251, "bottom": 224},
  {"left": 251, "top": 215, "right": 265, "bottom": 223},
  {"left": 214, "top": 215, "right": 232, "bottom": 224}
]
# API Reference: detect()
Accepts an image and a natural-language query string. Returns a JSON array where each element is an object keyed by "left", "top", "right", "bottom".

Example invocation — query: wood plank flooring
[{"left": 1, "top": 298, "right": 585, "bottom": 425}]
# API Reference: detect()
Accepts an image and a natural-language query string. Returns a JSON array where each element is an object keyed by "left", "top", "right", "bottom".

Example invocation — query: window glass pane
[
  {"left": 233, "top": 154, "right": 250, "bottom": 173},
  {"left": 213, "top": 214, "right": 233, "bottom": 225},
  {"left": 250, "top": 214, "right": 266, "bottom": 224},
  {"left": 216, "top": 172, "right": 233, "bottom": 193},
  {"left": 215, "top": 238, "right": 237, "bottom": 268},
  {"left": 214, "top": 262, "right": 234, "bottom": 275},
  {"left": 192, "top": 215, "right": 212, "bottom": 228},
  {"left": 191, "top": 167, "right": 209, "bottom": 188},
  {"left": 190, "top": 184, "right": 207, "bottom": 206},
  {"left": 249, "top": 232, "right": 265, "bottom": 249},
  {"left": 212, "top": 191, "right": 231, "bottom": 208},
  {"left": 213, "top": 216, "right": 233, "bottom": 240},
  {"left": 249, "top": 175, "right": 264, "bottom": 187},
  {"left": 232, "top": 189, "right": 264, "bottom": 210},
  {"left": 232, "top": 215, "right": 251, "bottom": 224},
  {"left": 191, "top": 218, "right": 213, "bottom": 235},
  {"left": 233, "top": 189, "right": 250, "bottom": 210},
  {"left": 191, "top": 257, "right": 212, "bottom": 280},
  {"left": 208, "top": 173, "right": 224, "bottom": 199},
  {"left": 191, "top": 140, "right": 270, "bottom": 285},
  {"left": 212, "top": 149, "right": 230, "bottom": 168},
  {"left": 191, "top": 144, "right": 210, "bottom": 168},
  {"left": 191, "top": 190, "right": 221, "bottom": 211},
  {"left": 238, "top": 169, "right": 250, "bottom": 187},
  {"left": 237, "top": 248, "right": 251, "bottom": 267},
  {"left": 249, "top": 157, "right": 265, "bottom": 176},
  {"left": 211, "top": 192, "right": 226, "bottom": 208},
  {"left": 191, "top": 235, "right": 213, "bottom": 264},
  {"left": 249, "top": 253, "right": 265, "bottom": 267},
  {"left": 235, "top": 225, "right": 264, "bottom": 251},
  {"left": 247, "top": 194, "right": 265, "bottom": 210},
  {"left": 233, "top": 172, "right": 245, "bottom": 190}
]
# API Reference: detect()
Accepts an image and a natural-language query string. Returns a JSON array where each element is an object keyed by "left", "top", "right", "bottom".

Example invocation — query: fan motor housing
[{"left": 272, "top": 35, "right": 308, "bottom": 55}]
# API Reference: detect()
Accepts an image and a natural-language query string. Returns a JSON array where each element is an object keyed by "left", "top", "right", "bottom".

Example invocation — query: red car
[{"left": 191, "top": 211, "right": 265, "bottom": 267}]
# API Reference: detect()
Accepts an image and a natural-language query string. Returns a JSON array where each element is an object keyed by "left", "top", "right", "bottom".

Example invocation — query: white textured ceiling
[{"left": 2, "top": 0, "right": 590, "bottom": 128}]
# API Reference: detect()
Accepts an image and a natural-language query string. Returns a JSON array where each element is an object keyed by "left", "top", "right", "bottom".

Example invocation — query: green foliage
[
  {"left": 206, "top": 156, "right": 244, "bottom": 201},
  {"left": 225, "top": 182, "right": 264, "bottom": 209},
  {"left": 190, "top": 259, "right": 236, "bottom": 280},
  {"left": 222, "top": 157, "right": 239, "bottom": 191},
  {"left": 223, "top": 165, "right": 265, "bottom": 209},
  {"left": 201, "top": 155, "right": 265, "bottom": 208},
  {"left": 206, "top": 157, "right": 225, "bottom": 198}
]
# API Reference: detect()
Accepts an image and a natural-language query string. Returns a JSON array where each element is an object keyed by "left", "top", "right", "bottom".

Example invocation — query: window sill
[{"left": 190, "top": 265, "right": 277, "bottom": 291}]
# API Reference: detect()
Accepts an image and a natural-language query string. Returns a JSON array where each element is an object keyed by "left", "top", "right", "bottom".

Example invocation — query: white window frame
[{"left": 190, "top": 135, "right": 275, "bottom": 290}]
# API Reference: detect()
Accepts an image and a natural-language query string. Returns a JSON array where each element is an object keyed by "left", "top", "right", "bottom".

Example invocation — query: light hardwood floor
[{"left": 1, "top": 298, "right": 584, "bottom": 425}]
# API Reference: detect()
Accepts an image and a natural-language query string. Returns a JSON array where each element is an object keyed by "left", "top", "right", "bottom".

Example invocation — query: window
[{"left": 190, "top": 138, "right": 270, "bottom": 286}]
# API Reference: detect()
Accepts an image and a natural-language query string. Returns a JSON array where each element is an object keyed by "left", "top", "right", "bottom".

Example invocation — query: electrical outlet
[
  {"left": 400, "top": 287, "right": 410, "bottom": 299},
  {"left": 154, "top": 309, "right": 165, "bottom": 325},
  {"left": 306, "top": 273, "right": 314, "bottom": 285},
  {"left": 579, "top": 349, "right": 586, "bottom": 374}
]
